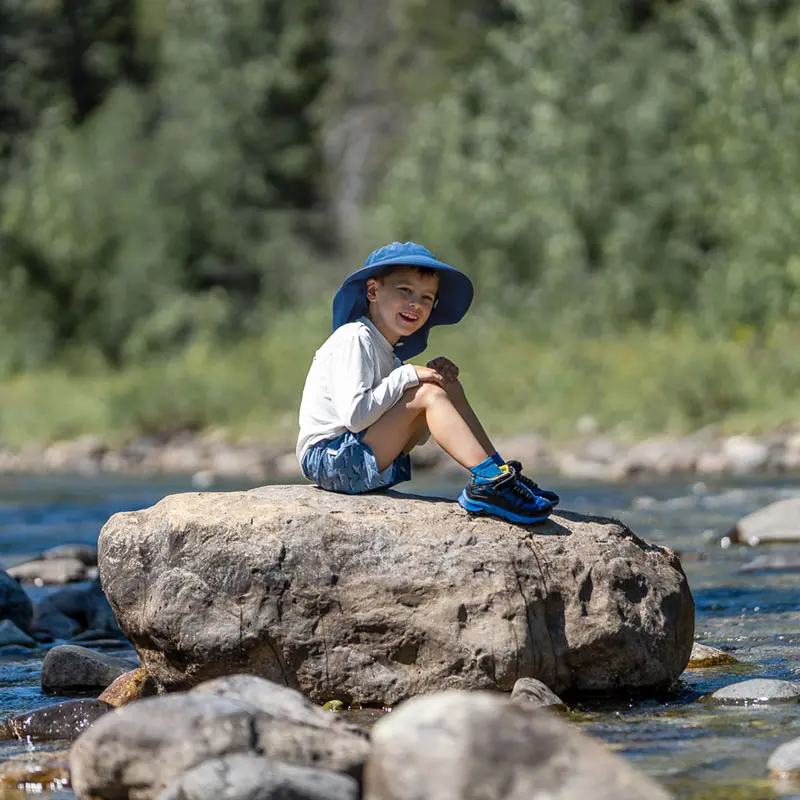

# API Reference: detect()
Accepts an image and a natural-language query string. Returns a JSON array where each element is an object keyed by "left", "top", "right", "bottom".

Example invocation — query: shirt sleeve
[{"left": 328, "top": 333, "right": 419, "bottom": 432}]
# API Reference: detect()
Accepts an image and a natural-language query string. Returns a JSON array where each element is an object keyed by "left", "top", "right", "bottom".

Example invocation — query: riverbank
[
  {"left": 1, "top": 315, "right": 798, "bottom": 482},
  {"left": 1, "top": 425, "right": 799, "bottom": 485}
]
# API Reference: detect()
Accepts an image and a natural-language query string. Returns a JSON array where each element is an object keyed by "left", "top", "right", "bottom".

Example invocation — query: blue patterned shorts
[{"left": 300, "top": 430, "right": 411, "bottom": 494}]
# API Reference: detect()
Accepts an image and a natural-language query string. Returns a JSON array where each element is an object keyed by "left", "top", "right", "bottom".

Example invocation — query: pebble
[
  {"left": 510, "top": 678, "right": 567, "bottom": 709},
  {"left": 685, "top": 642, "right": 738, "bottom": 669}
]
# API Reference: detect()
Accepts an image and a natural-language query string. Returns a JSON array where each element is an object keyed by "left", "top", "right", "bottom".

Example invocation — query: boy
[{"left": 296, "top": 241, "right": 559, "bottom": 524}]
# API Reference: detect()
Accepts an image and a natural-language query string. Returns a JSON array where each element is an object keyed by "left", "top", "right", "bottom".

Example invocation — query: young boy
[{"left": 296, "top": 241, "right": 559, "bottom": 524}]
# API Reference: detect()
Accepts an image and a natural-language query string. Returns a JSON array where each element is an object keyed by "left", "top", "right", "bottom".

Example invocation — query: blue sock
[
  {"left": 490, "top": 451, "right": 504, "bottom": 467},
  {"left": 470, "top": 455, "right": 504, "bottom": 484}
]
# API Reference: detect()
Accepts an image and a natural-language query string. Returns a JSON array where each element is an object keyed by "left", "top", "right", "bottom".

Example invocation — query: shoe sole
[{"left": 458, "top": 491, "right": 553, "bottom": 525}]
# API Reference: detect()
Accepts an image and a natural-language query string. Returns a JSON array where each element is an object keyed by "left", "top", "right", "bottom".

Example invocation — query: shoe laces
[
  {"left": 496, "top": 464, "right": 531, "bottom": 501},
  {"left": 506, "top": 460, "right": 541, "bottom": 493}
]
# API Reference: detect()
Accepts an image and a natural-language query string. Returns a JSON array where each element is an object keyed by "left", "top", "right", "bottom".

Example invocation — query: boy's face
[{"left": 366, "top": 267, "right": 439, "bottom": 344}]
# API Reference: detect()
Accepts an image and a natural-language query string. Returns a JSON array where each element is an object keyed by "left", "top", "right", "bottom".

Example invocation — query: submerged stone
[
  {"left": 707, "top": 679, "right": 800, "bottom": 705},
  {"left": 685, "top": 642, "right": 738, "bottom": 670}
]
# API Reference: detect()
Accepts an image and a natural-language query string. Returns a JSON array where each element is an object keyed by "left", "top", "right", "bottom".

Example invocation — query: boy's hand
[
  {"left": 414, "top": 366, "right": 445, "bottom": 385},
  {"left": 426, "top": 357, "right": 459, "bottom": 383}
]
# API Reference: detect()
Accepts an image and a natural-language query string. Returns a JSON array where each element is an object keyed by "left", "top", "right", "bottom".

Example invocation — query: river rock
[
  {"left": 722, "top": 436, "right": 771, "bottom": 474},
  {"left": 363, "top": 690, "right": 670, "bottom": 800},
  {"left": 0, "top": 570, "right": 33, "bottom": 633},
  {"left": 43, "top": 544, "right": 98, "bottom": 566},
  {"left": 768, "top": 736, "right": 800, "bottom": 782},
  {"left": 5, "top": 699, "right": 111, "bottom": 742},
  {"left": 510, "top": 678, "right": 566, "bottom": 709},
  {"left": 8, "top": 558, "right": 87, "bottom": 585},
  {"left": 31, "top": 597, "right": 82, "bottom": 640},
  {"left": 41, "top": 644, "right": 137, "bottom": 693},
  {"left": 97, "top": 486, "right": 694, "bottom": 703},
  {"left": 729, "top": 498, "right": 800, "bottom": 545},
  {"left": 685, "top": 642, "right": 737, "bottom": 669},
  {"left": 707, "top": 679, "right": 800, "bottom": 705},
  {"left": 69, "top": 684, "right": 371, "bottom": 800},
  {"left": 0, "top": 620, "right": 36, "bottom": 648},
  {"left": 45, "top": 581, "right": 122, "bottom": 636},
  {"left": 158, "top": 754, "right": 360, "bottom": 800},
  {"left": 98, "top": 668, "right": 157, "bottom": 707}
]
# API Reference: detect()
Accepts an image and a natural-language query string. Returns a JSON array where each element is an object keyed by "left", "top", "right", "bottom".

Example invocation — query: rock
[
  {"left": 612, "top": 436, "right": 705, "bottom": 479},
  {"left": 729, "top": 498, "right": 800, "bottom": 545},
  {"left": 740, "top": 554, "right": 800, "bottom": 573},
  {"left": 45, "top": 581, "right": 122, "bottom": 635},
  {"left": 43, "top": 436, "right": 107, "bottom": 472},
  {"left": 70, "top": 630, "right": 127, "bottom": 645},
  {"left": 43, "top": 544, "right": 98, "bottom": 566},
  {"left": 8, "top": 558, "right": 87, "bottom": 585},
  {"left": 768, "top": 736, "right": 800, "bottom": 783},
  {"left": 0, "top": 752, "right": 70, "bottom": 794},
  {"left": 722, "top": 435, "right": 770, "bottom": 474},
  {"left": 98, "top": 668, "right": 157, "bottom": 707},
  {"left": 98, "top": 486, "right": 694, "bottom": 703},
  {"left": 363, "top": 690, "right": 669, "bottom": 800},
  {"left": 510, "top": 678, "right": 566, "bottom": 709},
  {"left": 685, "top": 642, "right": 737, "bottom": 669},
  {"left": 707, "top": 679, "right": 800, "bottom": 705},
  {"left": 31, "top": 597, "right": 83, "bottom": 640},
  {"left": 69, "top": 685, "right": 371, "bottom": 800},
  {"left": 158, "top": 754, "right": 359, "bottom": 800},
  {"left": 41, "top": 644, "right": 137, "bottom": 693},
  {"left": 0, "top": 570, "right": 33, "bottom": 633},
  {"left": 5, "top": 699, "right": 111, "bottom": 742},
  {"left": 0, "top": 620, "right": 36, "bottom": 648}
]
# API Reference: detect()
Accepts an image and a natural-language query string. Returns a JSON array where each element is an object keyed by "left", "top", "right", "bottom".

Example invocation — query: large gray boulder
[
  {"left": 363, "top": 690, "right": 670, "bottom": 800},
  {"left": 69, "top": 677, "right": 370, "bottom": 800},
  {"left": 98, "top": 486, "right": 694, "bottom": 703}
]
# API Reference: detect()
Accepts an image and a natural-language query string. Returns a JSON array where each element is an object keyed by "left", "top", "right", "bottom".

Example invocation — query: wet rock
[
  {"left": 70, "top": 630, "right": 127, "bottom": 646},
  {"left": 729, "top": 498, "right": 800, "bottom": 545},
  {"left": 768, "top": 736, "right": 800, "bottom": 785},
  {"left": 685, "top": 642, "right": 738, "bottom": 669},
  {"left": 707, "top": 679, "right": 800, "bottom": 705},
  {"left": 7, "top": 558, "right": 87, "bottom": 586},
  {"left": 98, "top": 667, "right": 157, "bottom": 707},
  {"left": 43, "top": 544, "right": 98, "bottom": 566},
  {"left": 722, "top": 436, "right": 771, "bottom": 474},
  {"left": 5, "top": 699, "right": 110, "bottom": 741},
  {"left": 363, "top": 690, "right": 669, "bottom": 800},
  {"left": 0, "top": 570, "right": 33, "bottom": 633},
  {"left": 31, "top": 597, "right": 82, "bottom": 640},
  {"left": 510, "top": 678, "right": 566, "bottom": 709},
  {"left": 45, "top": 581, "right": 122, "bottom": 636},
  {"left": 0, "top": 752, "right": 70, "bottom": 794},
  {"left": 159, "top": 754, "right": 359, "bottom": 800},
  {"left": 740, "top": 554, "right": 800, "bottom": 573},
  {"left": 0, "top": 620, "right": 36, "bottom": 648},
  {"left": 41, "top": 644, "right": 137, "bottom": 693},
  {"left": 70, "top": 684, "right": 371, "bottom": 800},
  {"left": 98, "top": 486, "right": 694, "bottom": 702}
]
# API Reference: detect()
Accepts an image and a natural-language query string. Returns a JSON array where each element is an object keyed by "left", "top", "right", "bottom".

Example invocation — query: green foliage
[{"left": 3, "top": 0, "right": 800, "bottom": 440}]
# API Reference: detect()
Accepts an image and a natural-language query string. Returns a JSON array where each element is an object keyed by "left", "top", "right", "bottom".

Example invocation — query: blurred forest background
[{"left": 1, "top": 0, "right": 800, "bottom": 447}]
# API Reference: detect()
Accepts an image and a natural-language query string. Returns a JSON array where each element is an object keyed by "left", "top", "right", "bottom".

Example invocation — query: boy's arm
[{"left": 329, "top": 334, "right": 419, "bottom": 433}]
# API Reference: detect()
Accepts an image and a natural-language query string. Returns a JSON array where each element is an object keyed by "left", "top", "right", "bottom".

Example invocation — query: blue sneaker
[
  {"left": 458, "top": 464, "right": 555, "bottom": 524},
  {"left": 506, "top": 460, "right": 560, "bottom": 506}
]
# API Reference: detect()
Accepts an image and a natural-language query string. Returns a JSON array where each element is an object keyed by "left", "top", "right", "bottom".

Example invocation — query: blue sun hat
[{"left": 332, "top": 241, "right": 474, "bottom": 360}]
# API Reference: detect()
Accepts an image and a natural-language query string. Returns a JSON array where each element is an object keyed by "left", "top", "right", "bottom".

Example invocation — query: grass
[{"left": 0, "top": 308, "right": 798, "bottom": 450}]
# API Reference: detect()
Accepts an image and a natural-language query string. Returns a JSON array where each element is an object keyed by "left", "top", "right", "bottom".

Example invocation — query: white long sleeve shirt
[{"left": 296, "top": 317, "right": 420, "bottom": 462}]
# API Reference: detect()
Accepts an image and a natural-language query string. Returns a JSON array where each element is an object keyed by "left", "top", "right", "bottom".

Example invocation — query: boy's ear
[{"left": 366, "top": 277, "right": 379, "bottom": 302}]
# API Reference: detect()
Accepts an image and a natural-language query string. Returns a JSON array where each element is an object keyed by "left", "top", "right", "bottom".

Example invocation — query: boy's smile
[{"left": 366, "top": 268, "right": 439, "bottom": 345}]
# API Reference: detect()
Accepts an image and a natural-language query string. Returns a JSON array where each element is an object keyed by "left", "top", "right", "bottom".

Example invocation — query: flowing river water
[{"left": 0, "top": 471, "right": 798, "bottom": 799}]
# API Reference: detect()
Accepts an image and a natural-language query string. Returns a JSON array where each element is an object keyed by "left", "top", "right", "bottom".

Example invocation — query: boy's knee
[{"left": 407, "top": 381, "right": 448, "bottom": 407}]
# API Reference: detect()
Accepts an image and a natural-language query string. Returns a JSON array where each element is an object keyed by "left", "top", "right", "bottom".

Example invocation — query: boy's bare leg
[
  {"left": 363, "top": 382, "right": 490, "bottom": 471},
  {"left": 442, "top": 380, "right": 496, "bottom": 456}
]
